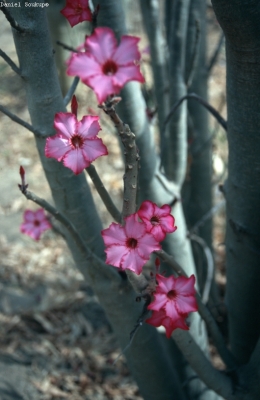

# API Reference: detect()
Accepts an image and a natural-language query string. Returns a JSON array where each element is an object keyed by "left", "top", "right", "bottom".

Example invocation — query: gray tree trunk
[{"left": 212, "top": 0, "right": 260, "bottom": 365}]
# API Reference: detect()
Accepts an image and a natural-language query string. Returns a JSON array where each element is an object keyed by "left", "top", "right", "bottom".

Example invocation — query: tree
[{"left": 0, "top": 0, "right": 260, "bottom": 399}]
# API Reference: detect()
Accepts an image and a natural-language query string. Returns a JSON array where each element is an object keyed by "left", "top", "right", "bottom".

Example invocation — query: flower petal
[
  {"left": 175, "top": 275, "right": 196, "bottom": 296},
  {"left": 146, "top": 309, "right": 165, "bottom": 327},
  {"left": 120, "top": 248, "right": 146, "bottom": 275},
  {"left": 165, "top": 300, "right": 181, "bottom": 320},
  {"left": 67, "top": 53, "right": 102, "bottom": 79},
  {"left": 86, "top": 74, "right": 120, "bottom": 103},
  {"left": 175, "top": 294, "right": 198, "bottom": 315},
  {"left": 85, "top": 27, "right": 117, "bottom": 64},
  {"left": 148, "top": 293, "right": 167, "bottom": 311},
  {"left": 39, "top": 220, "right": 52, "bottom": 231},
  {"left": 45, "top": 136, "right": 71, "bottom": 161},
  {"left": 159, "top": 215, "right": 177, "bottom": 233},
  {"left": 137, "top": 233, "right": 161, "bottom": 258},
  {"left": 160, "top": 204, "right": 171, "bottom": 214},
  {"left": 104, "top": 244, "right": 128, "bottom": 268},
  {"left": 150, "top": 225, "right": 166, "bottom": 242},
  {"left": 23, "top": 210, "right": 35, "bottom": 222},
  {"left": 124, "top": 214, "right": 146, "bottom": 239},
  {"left": 162, "top": 315, "right": 189, "bottom": 338},
  {"left": 78, "top": 116, "right": 100, "bottom": 139},
  {"left": 81, "top": 138, "right": 108, "bottom": 163},
  {"left": 63, "top": 148, "right": 89, "bottom": 174},
  {"left": 156, "top": 274, "right": 176, "bottom": 294},
  {"left": 112, "top": 65, "right": 145, "bottom": 88},
  {"left": 34, "top": 209, "right": 46, "bottom": 221},
  {"left": 54, "top": 112, "right": 77, "bottom": 139},
  {"left": 113, "top": 35, "right": 141, "bottom": 65},
  {"left": 138, "top": 200, "right": 155, "bottom": 220},
  {"left": 101, "top": 223, "right": 127, "bottom": 246}
]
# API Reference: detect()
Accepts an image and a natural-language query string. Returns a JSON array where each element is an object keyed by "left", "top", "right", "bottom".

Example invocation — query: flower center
[
  {"left": 126, "top": 238, "right": 138, "bottom": 249},
  {"left": 71, "top": 134, "right": 84, "bottom": 149},
  {"left": 102, "top": 60, "right": 118, "bottom": 76},
  {"left": 75, "top": 3, "right": 83, "bottom": 14},
  {"left": 167, "top": 289, "right": 177, "bottom": 300},
  {"left": 151, "top": 216, "right": 160, "bottom": 225},
  {"left": 34, "top": 220, "right": 40, "bottom": 227}
]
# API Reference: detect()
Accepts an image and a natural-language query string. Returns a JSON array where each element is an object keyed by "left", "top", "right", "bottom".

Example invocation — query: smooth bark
[{"left": 212, "top": 0, "right": 260, "bottom": 364}]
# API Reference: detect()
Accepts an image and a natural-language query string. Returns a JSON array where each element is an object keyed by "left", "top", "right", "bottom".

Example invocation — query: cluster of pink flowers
[
  {"left": 20, "top": 209, "right": 51, "bottom": 241},
  {"left": 146, "top": 274, "right": 198, "bottom": 337},
  {"left": 101, "top": 200, "right": 177, "bottom": 275},
  {"left": 101, "top": 200, "right": 198, "bottom": 337}
]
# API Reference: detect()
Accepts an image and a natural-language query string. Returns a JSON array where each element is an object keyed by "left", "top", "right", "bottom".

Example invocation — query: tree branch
[
  {"left": 189, "top": 233, "right": 214, "bottom": 304},
  {"left": 56, "top": 41, "right": 79, "bottom": 53},
  {"left": 207, "top": 32, "right": 225, "bottom": 74},
  {"left": 0, "top": 104, "right": 46, "bottom": 137},
  {"left": 0, "top": 48, "right": 21, "bottom": 75},
  {"left": 100, "top": 99, "right": 139, "bottom": 220},
  {"left": 19, "top": 187, "right": 117, "bottom": 281},
  {"left": 100, "top": 99, "right": 149, "bottom": 294},
  {"left": 163, "top": 93, "right": 227, "bottom": 132},
  {"left": 161, "top": 0, "right": 190, "bottom": 183},
  {"left": 172, "top": 329, "right": 235, "bottom": 399},
  {"left": 0, "top": 6, "right": 26, "bottom": 33},
  {"left": 189, "top": 200, "right": 225, "bottom": 233},
  {"left": 139, "top": 0, "right": 169, "bottom": 138},
  {"left": 85, "top": 164, "right": 121, "bottom": 223}
]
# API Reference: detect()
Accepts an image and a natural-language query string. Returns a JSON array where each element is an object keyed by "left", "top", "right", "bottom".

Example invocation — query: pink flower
[
  {"left": 101, "top": 214, "right": 161, "bottom": 275},
  {"left": 67, "top": 27, "right": 145, "bottom": 103},
  {"left": 45, "top": 112, "right": 108, "bottom": 175},
  {"left": 20, "top": 209, "right": 51, "bottom": 241},
  {"left": 146, "top": 274, "right": 198, "bottom": 337},
  {"left": 146, "top": 309, "right": 189, "bottom": 338},
  {"left": 137, "top": 200, "right": 177, "bottom": 241},
  {"left": 60, "top": 0, "right": 92, "bottom": 27}
]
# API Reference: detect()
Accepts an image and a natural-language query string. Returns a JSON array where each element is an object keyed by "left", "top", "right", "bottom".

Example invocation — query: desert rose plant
[{"left": 1, "top": 0, "right": 260, "bottom": 399}]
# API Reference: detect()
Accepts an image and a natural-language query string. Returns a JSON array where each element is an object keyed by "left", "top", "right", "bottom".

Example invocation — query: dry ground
[{"left": 0, "top": 3, "right": 227, "bottom": 399}]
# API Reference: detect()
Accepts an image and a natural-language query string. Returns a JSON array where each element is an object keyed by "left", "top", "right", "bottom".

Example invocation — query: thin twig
[
  {"left": 192, "top": 93, "right": 226, "bottom": 156},
  {"left": 207, "top": 32, "right": 225, "bottom": 74},
  {"left": 189, "top": 233, "right": 214, "bottom": 304},
  {"left": 85, "top": 164, "right": 121, "bottom": 223},
  {"left": 154, "top": 170, "right": 180, "bottom": 201},
  {"left": 63, "top": 77, "right": 80, "bottom": 106},
  {"left": 56, "top": 41, "right": 79, "bottom": 53},
  {"left": 189, "top": 200, "right": 225, "bottom": 233},
  {"left": 0, "top": 6, "right": 26, "bottom": 33},
  {"left": 0, "top": 104, "right": 46, "bottom": 137},
  {"left": 113, "top": 295, "right": 150, "bottom": 365},
  {"left": 0, "top": 49, "right": 21, "bottom": 75},
  {"left": 19, "top": 187, "right": 116, "bottom": 280},
  {"left": 164, "top": 93, "right": 227, "bottom": 132},
  {"left": 155, "top": 249, "right": 238, "bottom": 369}
]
